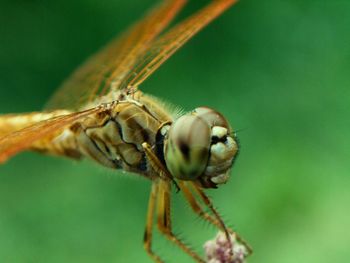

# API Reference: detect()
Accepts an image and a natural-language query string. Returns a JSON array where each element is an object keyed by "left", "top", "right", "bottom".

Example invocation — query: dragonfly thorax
[
  {"left": 71, "top": 95, "right": 169, "bottom": 178},
  {"left": 164, "top": 107, "right": 239, "bottom": 189}
]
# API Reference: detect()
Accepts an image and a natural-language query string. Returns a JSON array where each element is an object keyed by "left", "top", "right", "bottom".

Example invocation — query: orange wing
[
  {"left": 0, "top": 107, "right": 103, "bottom": 163},
  {"left": 46, "top": 0, "right": 237, "bottom": 111},
  {"left": 118, "top": 0, "right": 237, "bottom": 90},
  {"left": 46, "top": 0, "right": 186, "bottom": 111}
]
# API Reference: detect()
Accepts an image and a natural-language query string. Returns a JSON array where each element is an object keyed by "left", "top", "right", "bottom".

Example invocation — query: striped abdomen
[{"left": 0, "top": 110, "right": 81, "bottom": 158}]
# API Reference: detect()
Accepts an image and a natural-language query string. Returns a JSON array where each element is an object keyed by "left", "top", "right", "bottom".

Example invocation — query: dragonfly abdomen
[
  {"left": 0, "top": 110, "right": 82, "bottom": 159},
  {"left": 0, "top": 111, "right": 70, "bottom": 138}
]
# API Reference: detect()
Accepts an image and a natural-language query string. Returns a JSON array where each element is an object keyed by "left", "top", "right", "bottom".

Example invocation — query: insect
[{"left": 0, "top": 0, "right": 250, "bottom": 262}]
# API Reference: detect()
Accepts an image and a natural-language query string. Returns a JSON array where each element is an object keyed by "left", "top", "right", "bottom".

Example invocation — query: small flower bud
[{"left": 204, "top": 232, "right": 249, "bottom": 263}]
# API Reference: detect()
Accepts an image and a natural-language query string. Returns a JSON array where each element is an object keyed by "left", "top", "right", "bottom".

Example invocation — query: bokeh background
[{"left": 0, "top": 0, "right": 349, "bottom": 262}]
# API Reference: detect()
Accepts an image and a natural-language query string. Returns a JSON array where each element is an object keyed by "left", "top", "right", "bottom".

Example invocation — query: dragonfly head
[{"left": 164, "top": 107, "right": 239, "bottom": 189}]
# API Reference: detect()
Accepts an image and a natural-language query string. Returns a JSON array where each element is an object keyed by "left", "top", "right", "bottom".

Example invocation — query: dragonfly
[{"left": 0, "top": 0, "right": 251, "bottom": 262}]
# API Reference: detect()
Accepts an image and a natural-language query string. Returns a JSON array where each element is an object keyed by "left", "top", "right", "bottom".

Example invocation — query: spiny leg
[
  {"left": 142, "top": 141, "right": 192, "bottom": 261},
  {"left": 177, "top": 181, "right": 233, "bottom": 257},
  {"left": 142, "top": 142, "right": 179, "bottom": 191},
  {"left": 144, "top": 182, "right": 164, "bottom": 263},
  {"left": 157, "top": 179, "right": 205, "bottom": 263},
  {"left": 192, "top": 183, "right": 252, "bottom": 254},
  {"left": 188, "top": 181, "right": 253, "bottom": 255},
  {"left": 178, "top": 181, "right": 224, "bottom": 228}
]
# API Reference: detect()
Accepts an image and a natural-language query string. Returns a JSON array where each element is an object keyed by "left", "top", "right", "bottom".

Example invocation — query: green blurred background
[{"left": 0, "top": 0, "right": 349, "bottom": 262}]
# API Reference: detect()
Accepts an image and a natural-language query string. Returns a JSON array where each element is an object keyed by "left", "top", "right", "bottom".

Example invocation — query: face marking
[
  {"left": 212, "top": 126, "right": 228, "bottom": 138},
  {"left": 179, "top": 141, "right": 190, "bottom": 161}
]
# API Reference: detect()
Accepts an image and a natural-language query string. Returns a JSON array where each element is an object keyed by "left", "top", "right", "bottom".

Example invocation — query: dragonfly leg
[
  {"left": 178, "top": 181, "right": 222, "bottom": 228},
  {"left": 183, "top": 181, "right": 253, "bottom": 255},
  {"left": 142, "top": 142, "right": 179, "bottom": 191},
  {"left": 144, "top": 182, "right": 164, "bottom": 263},
  {"left": 157, "top": 179, "right": 205, "bottom": 263}
]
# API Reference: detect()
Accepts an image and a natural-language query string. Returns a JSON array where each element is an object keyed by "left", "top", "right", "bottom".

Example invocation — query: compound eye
[
  {"left": 164, "top": 114, "right": 211, "bottom": 180},
  {"left": 194, "top": 107, "right": 230, "bottom": 130}
]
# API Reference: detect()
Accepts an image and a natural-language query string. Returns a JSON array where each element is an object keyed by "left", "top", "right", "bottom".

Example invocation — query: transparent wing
[
  {"left": 118, "top": 0, "right": 237, "bottom": 90},
  {"left": 0, "top": 107, "right": 103, "bottom": 163},
  {"left": 46, "top": 0, "right": 186, "bottom": 111}
]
